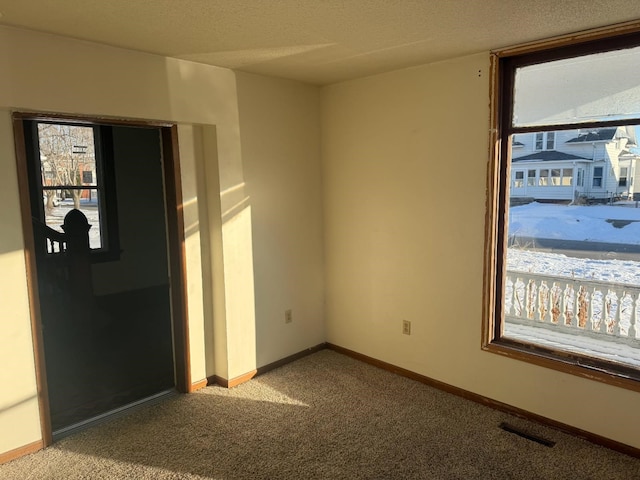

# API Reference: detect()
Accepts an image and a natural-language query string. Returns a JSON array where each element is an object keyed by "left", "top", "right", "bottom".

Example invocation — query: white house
[{"left": 510, "top": 126, "right": 639, "bottom": 202}]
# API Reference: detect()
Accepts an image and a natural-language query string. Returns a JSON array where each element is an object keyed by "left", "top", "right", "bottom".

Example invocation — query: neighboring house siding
[{"left": 511, "top": 126, "right": 639, "bottom": 202}]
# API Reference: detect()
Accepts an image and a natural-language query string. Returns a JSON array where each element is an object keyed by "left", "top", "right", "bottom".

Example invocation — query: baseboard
[
  {"left": 0, "top": 440, "right": 43, "bottom": 465},
  {"left": 208, "top": 343, "right": 327, "bottom": 389},
  {"left": 209, "top": 375, "right": 226, "bottom": 388},
  {"left": 326, "top": 343, "right": 640, "bottom": 459},
  {"left": 190, "top": 378, "right": 208, "bottom": 392},
  {"left": 256, "top": 343, "right": 327, "bottom": 376},
  {"left": 209, "top": 370, "right": 257, "bottom": 389}
]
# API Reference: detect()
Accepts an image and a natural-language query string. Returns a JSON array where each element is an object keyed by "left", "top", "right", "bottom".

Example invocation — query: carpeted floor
[{"left": 2, "top": 350, "right": 639, "bottom": 479}]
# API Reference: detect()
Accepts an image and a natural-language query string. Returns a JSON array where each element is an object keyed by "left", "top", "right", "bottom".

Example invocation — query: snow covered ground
[
  {"left": 505, "top": 202, "right": 640, "bottom": 366},
  {"left": 508, "top": 202, "right": 640, "bottom": 286},
  {"left": 45, "top": 200, "right": 102, "bottom": 249},
  {"left": 508, "top": 201, "right": 640, "bottom": 245}
]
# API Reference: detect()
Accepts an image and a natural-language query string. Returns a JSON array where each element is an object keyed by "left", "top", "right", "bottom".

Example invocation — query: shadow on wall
[
  {"left": 177, "top": 118, "right": 258, "bottom": 381},
  {"left": 0, "top": 395, "right": 37, "bottom": 415}
]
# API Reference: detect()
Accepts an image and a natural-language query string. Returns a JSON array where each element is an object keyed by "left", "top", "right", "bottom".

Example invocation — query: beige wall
[
  {"left": 236, "top": 72, "right": 325, "bottom": 369},
  {"left": 0, "top": 25, "right": 324, "bottom": 455},
  {"left": 0, "top": 110, "right": 43, "bottom": 454},
  {"left": 3, "top": 19, "right": 637, "bottom": 459},
  {"left": 320, "top": 52, "right": 640, "bottom": 449}
]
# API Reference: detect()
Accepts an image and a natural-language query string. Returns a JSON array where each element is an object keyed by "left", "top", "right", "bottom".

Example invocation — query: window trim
[
  {"left": 23, "top": 118, "right": 121, "bottom": 263},
  {"left": 534, "top": 132, "right": 555, "bottom": 151},
  {"left": 592, "top": 166, "right": 604, "bottom": 188},
  {"left": 619, "top": 167, "right": 628, "bottom": 187},
  {"left": 483, "top": 25, "right": 640, "bottom": 393},
  {"left": 12, "top": 112, "right": 191, "bottom": 446}
]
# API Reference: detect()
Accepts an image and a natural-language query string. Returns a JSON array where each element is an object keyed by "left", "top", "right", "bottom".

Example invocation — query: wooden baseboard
[
  {"left": 209, "top": 375, "right": 226, "bottom": 388},
  {"left": 208, "top": 343, "right": 327, "bottom": 389},
  {"left": 209, "top": 370, "right": 257, "bottom": 389},
  {"left": 0, "top": 440, "right": 43, "bottom": 465},
  {"left": 256, "top": 343, "right": 327, "bottom": 376},
  {"left": 326, "top": 343, "right": 640, "bottom": 459},
  {"left": 190, "top": 378, "right": 208, "bottom": 392}
]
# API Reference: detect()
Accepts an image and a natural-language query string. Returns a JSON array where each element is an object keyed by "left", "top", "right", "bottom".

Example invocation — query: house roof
[
  {"left": 566, "top": 128, "right": 617, "bottom": 143},
  {"left": 512, "top": 150, "right": 590, "bottom": 162},
  {"left": 620, "top": 149, "right": 640, "bottom": 158}
]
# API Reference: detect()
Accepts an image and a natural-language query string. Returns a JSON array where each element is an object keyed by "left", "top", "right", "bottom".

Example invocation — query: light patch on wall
[{"left": 222, "top": 204, "right": 257, "bottom": 378}]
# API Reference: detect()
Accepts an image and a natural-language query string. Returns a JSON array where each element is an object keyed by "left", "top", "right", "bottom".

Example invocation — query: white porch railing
[{"left": 504, "top": 272, "right": 640, "bottom": 346}]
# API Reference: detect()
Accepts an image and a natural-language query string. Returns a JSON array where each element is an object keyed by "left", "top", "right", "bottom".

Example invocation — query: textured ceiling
[{"left": 1, "top": 1, "right": 640, "bottom": 85}]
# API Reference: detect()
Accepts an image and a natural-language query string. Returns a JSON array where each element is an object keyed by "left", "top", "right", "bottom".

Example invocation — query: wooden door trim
[
  {"left": 11, "top": 113, "right": 191, "bottom": 447},
  {"left": 161, "top": 125, "right": 191, "bottom": 393},
  {"left": 12, "top": 117, "right": 53, "bottom": 446}
]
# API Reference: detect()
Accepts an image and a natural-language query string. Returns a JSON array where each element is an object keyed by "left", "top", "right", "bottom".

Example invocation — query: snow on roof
[{"left": 566, "top": 128, "right": 617, "bottom": 143}]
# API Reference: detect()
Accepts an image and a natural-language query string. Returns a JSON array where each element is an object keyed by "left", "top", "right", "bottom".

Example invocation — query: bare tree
[{"left": 38, "top": 124, "right": 96, "bottom": 212}]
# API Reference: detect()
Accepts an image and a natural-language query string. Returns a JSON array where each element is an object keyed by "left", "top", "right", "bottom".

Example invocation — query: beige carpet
[{"left": 2, "top": 350, "right": 639, "bottom": 479}]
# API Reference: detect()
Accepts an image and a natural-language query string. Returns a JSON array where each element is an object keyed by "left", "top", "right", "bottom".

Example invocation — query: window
[
  {"left": 538, "top": 169, "right": 549, "bottom": 186},
  {"left": 25, "top": 120, "right": 119, "bottom": 259},
  {"left": 534, "top": 132, "right": 555, "bottom": 150},
  {"left": 546, "top": 132, "right": 555, "bottom": 150},
  {"left": 535, "top": 132, "right": 543, "bottom": 150},
  {"left": 619, "top": 167, "right": 628, "bottom": 187},
  {"left": 513, "top": 170, "right": 524, "bottom": 188},
  {"left": 592, "top": 166, "right": 603, "bottom": 188},
  {"left": 485, "top": 29, "right": 640, "bottom": 389},
  {"left": 527, "top": 169, "right": 536, "bottom": 186}
]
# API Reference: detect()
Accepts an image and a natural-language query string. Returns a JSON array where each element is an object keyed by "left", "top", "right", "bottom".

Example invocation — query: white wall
[
  {"left": 321, "top": 52, "right": 640, "bottom": 449},
  {"left": 0, "top": 25, "right": 324, "bottom": 456}
]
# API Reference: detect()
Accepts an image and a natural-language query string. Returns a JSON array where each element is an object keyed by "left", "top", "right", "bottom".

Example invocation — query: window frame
[
  {"left": 23, "top": 118, "right": 121, "bottom": 262},
  {"left": 534, "top": 132, "right": 555, "bottom": 151},
  {"left": 592, "top": 166, "right": 604, "bottom": 188},
  {"left": 561, "top": 168, "right": 573, "bottom": 186},
  {"left": 538, "top": 168, "right": 549, "bottom": 186},
  {"left": 526, "top": 169, "right": 536, "bottom": 186},
  {"left": 619, "top": 167, "right": 628, "bottom": 187},
  {"left": 483, "top": 27, "right": 640, "bottom": 392},
  {"left": 546, "top": 131, "right": 555, "bottom": 150},
  {"left": 512, "top": 170, "right": 524, "bottom": 188}
]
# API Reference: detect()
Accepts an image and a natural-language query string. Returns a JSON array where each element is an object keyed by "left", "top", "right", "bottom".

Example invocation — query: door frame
[{"left": 12, "top": 112, "right": 191, "bottom": 446}]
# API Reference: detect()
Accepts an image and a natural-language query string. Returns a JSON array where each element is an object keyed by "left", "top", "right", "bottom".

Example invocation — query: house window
[
  {"left": 619, "top": 167, "right": 628, "bottom": 187},
  {"left": 27, "top": 120, "right": 120, "bottom": 259},
  {"left": 534, "top": 132, "right": 555, "bottom": 151},
  {"left": 561, "top": 168, "right": 573, "bottom": 186},
  {"left": 513, "top": 170, "right": 524, "bottom": 188},
  {"left": 535, "top": 133, "right": 543, "bottom": 150},
  {"left": 527, "top": 169, "right": 536, "bottom": 186},
  {"left": 485, "top": 29, "right": 640, "bottom": 390},
  {"left": 592, "top": 166, "right": 603, "bottom": 188},
  {"left": 538, "top": 169, "right": 549, "bottom": 186},
  {"left": 546, "top": 132, "right": 555, "bottom": 150}
]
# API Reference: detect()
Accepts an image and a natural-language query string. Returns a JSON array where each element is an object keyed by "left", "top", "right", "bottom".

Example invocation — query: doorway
[{"left": 14, "top": 115, "right": 190, "bottom": 441}]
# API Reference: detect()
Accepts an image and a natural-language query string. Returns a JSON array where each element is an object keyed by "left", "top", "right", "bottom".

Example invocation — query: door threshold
[{"left": 52, "top": 389, "right": 177, "bottom": 442}]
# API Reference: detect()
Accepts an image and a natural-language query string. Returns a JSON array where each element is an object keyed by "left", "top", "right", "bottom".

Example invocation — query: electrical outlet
[
  {"left": 402, "top": 320, "right": 411, "bottom": 335},
  {"left": 285, "top": 309, "right": 293, "bottom": 324}
]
